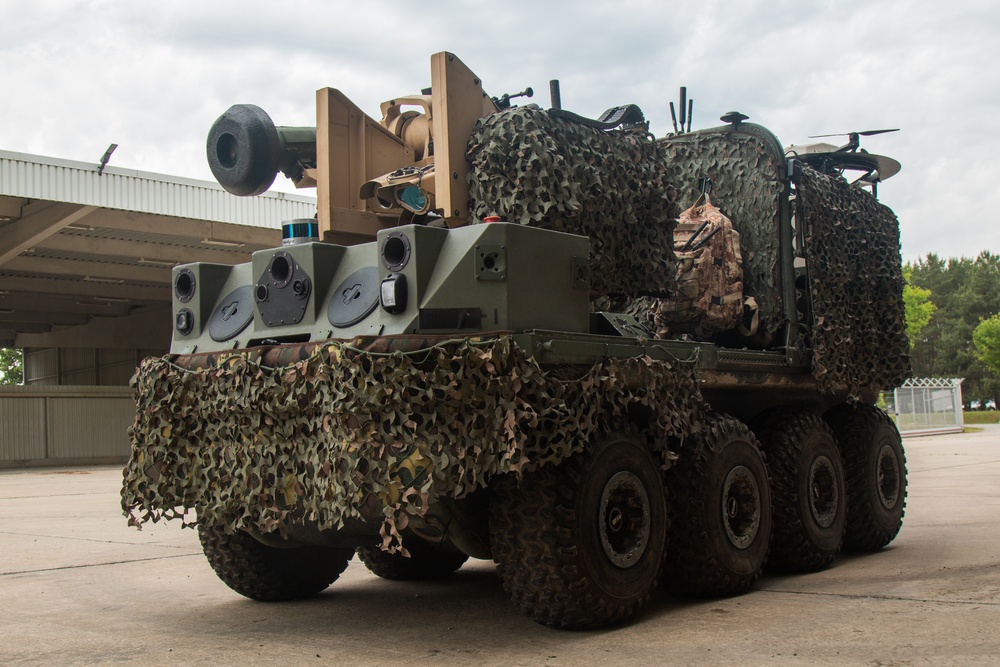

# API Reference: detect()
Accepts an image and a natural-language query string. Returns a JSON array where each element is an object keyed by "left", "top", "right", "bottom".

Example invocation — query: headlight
[{"left": 380, "top": 273, "right": 407, "bottom": 314}]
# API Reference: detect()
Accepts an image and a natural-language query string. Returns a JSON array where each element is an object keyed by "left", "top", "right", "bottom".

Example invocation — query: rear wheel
[
  {"left": 752, "top": 409, "right": 846, "bottom": 571},
  {"left": 491, "top": 433, "right": 667, "bottom": 629},
  {"left": 825, "top": 404, "right": 907, "bottom": 551},
  {"left": 662, "top": 414, "right": 771, "bottom": 597},
  {"left": 198, "top": 524, "right": 354, "bottom": 601},
  {"left": 357, "top": 537, "right": 469, "bottom": 580}
]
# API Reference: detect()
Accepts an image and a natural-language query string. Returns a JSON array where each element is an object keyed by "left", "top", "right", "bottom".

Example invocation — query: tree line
[{"left": 907, "top": 251, "right": 1000, "bottom": 405}]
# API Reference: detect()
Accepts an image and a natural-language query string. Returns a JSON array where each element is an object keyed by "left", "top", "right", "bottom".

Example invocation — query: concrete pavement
[{"left": 1, "top": 426, "right": 998, "bottom": 666}]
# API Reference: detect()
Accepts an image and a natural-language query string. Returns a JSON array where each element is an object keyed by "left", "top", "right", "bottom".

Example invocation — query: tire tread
[
  {"left": 663, "top": 414, "right": 771, "bottom": 597},
  {"left": 826, "top": 404, "right": 908, "bottom": 552},
  {"left": 198, "top": 525, "right": 353, "bottom": 601},
  {"left": 357, "top": 538, "right": 468, "bottom": 580},
  {"left": 490, "top": 435, "right": 666, "bottom": 629},
  {"left": 752, "top": 409, "right": 845, "bottom": 572}
]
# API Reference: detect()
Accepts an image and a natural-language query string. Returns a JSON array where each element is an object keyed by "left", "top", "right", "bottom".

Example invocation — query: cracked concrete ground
[{"left": 1, "top": 425, "right": 998, "bottom": 666}]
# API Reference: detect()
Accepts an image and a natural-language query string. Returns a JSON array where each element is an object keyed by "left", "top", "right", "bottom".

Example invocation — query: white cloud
[{"left": 1, "top": 0, "right": 996, "bottom": 261}]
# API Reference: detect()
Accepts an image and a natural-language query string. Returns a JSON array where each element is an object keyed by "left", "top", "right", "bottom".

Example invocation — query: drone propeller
[
  {"left": 808, "top": 128, "right": 899, "bottom": 139},
  {"left": 807, "top": 128, "right": 899, "bottom": 153}
]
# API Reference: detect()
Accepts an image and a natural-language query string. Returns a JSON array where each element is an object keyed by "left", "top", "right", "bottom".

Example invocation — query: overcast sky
[{"left": 1, "top": 0, "right": 995, "bottom": 262}]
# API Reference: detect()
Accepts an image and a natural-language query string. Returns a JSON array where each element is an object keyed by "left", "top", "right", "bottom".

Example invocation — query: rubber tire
[
  {"left": 198, "top": 524, "right": 354, "bottom": 601},
  {"left": 752, "top": 409, "right": 846, "bottom": 572},
  {"left": 662, "top": 414, "right": 771, "bottom": 597},
  {"left": 490, "top": 433, "right": 667, "bottom": 630},
  {"left": 825, "top": 404, "right": 907, "bottom": 552},
  {"left": 357, "top": 537, "right": 469, "bottom": 580}
]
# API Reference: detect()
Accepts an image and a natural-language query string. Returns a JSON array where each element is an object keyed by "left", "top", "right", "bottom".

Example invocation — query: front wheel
[
  {"left": 491, "top": 433, "right": 668, "bottom": 629},
  {"left": 198, "top": 524, "right": 354, "bottom": 601}
]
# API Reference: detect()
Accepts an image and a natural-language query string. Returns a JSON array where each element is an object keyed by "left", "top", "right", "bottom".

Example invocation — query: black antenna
[
  {"left": 670, "top": 87, "right": 694, "bottom": 133},
  {"left": 549, "top": 80, "right": 562, "bottom": 110},
  {"left": 679, "top": 87, "right": 687, "bottom": 131}
]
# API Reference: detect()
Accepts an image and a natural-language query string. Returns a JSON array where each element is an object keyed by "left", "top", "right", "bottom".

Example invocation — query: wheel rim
[
  {"left": 808, "top": 455, "right": 839, "bottom": 528},
  {"left": 721, "top": 465, "right": 761, "bottom": 550},
  {"left": 598, "top": 471, "right": 651, "bottom": 569},
  {"left": 876, "top": 444, "right": 900, "bottom": 509}
]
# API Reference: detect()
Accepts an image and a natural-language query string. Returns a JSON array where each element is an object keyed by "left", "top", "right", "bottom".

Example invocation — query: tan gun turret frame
[{"left": 299, "top": 52, "right": 497, "bottom": 244}]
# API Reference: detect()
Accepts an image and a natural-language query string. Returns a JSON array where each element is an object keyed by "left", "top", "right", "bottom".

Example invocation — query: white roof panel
[{"left": 0, "top": 149, "right": 316, "bottom": 229}]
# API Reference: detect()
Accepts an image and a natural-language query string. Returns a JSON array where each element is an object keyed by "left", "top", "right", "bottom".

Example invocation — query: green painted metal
[{"left": 169, "top": 223, "right": 590, "bottom": 354}]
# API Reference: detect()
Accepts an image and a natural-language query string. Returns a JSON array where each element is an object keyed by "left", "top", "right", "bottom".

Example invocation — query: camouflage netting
[
  {"left": 659, "top": 131, "right": 786, "bottom": 335},
  {"left": 796, "top": 166, "right": 911, "bottom": 400},
  {"left": 466, "top": 107, "right": 677, "bottom": 308},
  {"left": 122, "top": 336, "right": 703, "bottom": 552}
]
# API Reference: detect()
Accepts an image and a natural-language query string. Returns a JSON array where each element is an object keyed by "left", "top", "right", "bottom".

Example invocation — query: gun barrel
[{"left": 207, "top": 104, "right": 316, "bottom": 196}]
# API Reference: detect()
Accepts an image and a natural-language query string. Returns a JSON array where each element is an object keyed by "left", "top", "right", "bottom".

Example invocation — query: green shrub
[{"left": 963, "top": 411, "right": 1000, "bottom": 425}]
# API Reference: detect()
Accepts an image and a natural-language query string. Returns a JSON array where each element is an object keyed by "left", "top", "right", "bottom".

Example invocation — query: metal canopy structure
[{"left": 0, "top": 149, "right": 317, "bottom": 349}]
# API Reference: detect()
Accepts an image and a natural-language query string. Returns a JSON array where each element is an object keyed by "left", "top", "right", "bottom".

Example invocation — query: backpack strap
[
  {"left": 737, "top": 296, "right": 760, "bottom": 336},
  {"left": 711, "top": 291, "right": 744, "bottom": 306}
]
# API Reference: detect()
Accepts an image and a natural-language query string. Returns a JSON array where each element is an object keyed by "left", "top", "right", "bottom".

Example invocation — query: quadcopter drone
[{"left": 786, "top": 128, "right": 901, "bottom": 196}]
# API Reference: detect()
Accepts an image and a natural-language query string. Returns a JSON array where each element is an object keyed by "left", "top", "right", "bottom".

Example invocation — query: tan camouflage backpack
[{"left": 653, "top": 193, "right": 750, "bottom": 337}]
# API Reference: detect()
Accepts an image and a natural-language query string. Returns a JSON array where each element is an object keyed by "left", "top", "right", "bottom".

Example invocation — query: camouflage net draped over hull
[
  {"left": 467, "top": 108, "right": 677, "bottom": 306},
  {"left": 797, "top": 166, "right": 911, "bottom": 399},
  {"left": 658, "top": 131, "right": 786, "bottom": 335},
  {"left": 122, "top": 336, "right": 703, "bottom": 552}
]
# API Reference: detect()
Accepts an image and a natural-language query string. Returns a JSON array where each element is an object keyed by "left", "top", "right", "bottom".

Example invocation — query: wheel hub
[
  {"left": 876, "top": 444, "right": 900, "bottom": 509},
  {"left": 808, "top": 455, "right": 839, "bottom": 528},
  {"left": 598, "top": 471, "right": 651, "bottom": 569},
  {"left": 721, "top": 465, "right": 761, "bottom": 550}
]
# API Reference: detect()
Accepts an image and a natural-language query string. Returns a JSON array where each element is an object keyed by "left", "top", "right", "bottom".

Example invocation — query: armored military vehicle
[{"left": 122, "top": 52, "right": 910, "bottom": 629}]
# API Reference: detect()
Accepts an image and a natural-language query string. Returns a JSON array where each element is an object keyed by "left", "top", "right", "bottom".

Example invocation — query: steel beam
[
  {"left": 14, "top": 306, "right": 172, "bottom": 349},
  {"left": 0, "top": 310, "right": 90, "bottom": 326},
  {"left": 38, "top": 233, "right": 253, "bottom": 266},
  {"left": 0, "top": 292, "right": 133, "bottom": 317},
  {"left": 3, "top": 255, "right": 170, "bottom": 284},
  {"left": 76, "top": 208, "right": 280, "bottom": 247},
  {"left": 0, "top": 274, "right": 169, "bottom": 302},
  {"left": 0, "top": 202, "right": 99, "bottom": 265}
]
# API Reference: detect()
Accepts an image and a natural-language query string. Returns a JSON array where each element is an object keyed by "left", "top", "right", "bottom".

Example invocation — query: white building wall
[
  {"left": 0, "top": 149, "right": 316, "bottom": 229},
  {"left": 0, "top": 385, "right": 132, "bottom": 465}
]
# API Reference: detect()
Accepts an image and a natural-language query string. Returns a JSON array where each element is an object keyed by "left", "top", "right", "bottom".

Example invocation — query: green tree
[
  {"left": 0, "top": 348, "right": 23, "bottom": 385},
  {"left": 973, "top": 315, "right": 1000, "bottom": 375},
  {"left": 902, "top": 267, "right": 936, "bottom": 347},
  {"left": 907, "top": 252, "right": 1000, "bottom": 401}
]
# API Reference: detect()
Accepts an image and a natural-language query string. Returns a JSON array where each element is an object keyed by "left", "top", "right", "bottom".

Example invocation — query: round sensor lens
[
  {"left": 174, "top": 269, "right": 196, "bottom": 302},
  {"left": 396, "top": 185, "right": 429, "bottom": 214},
  {"left": 216, "top": 133, "right": 238, "bottom": 169},
  {"left": 380, "top": 233, "right": 411, "bottom": 271},
  {"left": 269, "top": 253, "right": 292, "bottom": 285}
]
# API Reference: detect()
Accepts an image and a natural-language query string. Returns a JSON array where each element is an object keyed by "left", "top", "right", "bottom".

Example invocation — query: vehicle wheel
[
  {"left": 357, "top": 536, "right": 469, "bottom": 580},
  {"left": 825, "top": 404, "right": 907, "bottom": 551},
  {"left": 198, "top": 524, "right": 354, "bottom": 601},
  {"left": 752, "top": 408, "right": 845, "bottom": 572},
  {"left": 662, "top": 414, "right": 771, "bottom": 597},
  {"left": 490, "top": 433, "right": 667, "bottom": 629}
]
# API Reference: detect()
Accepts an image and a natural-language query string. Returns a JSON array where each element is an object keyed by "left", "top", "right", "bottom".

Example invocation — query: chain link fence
[{"left": 891, "top": 378, "right": 964, "bottom": 436}]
